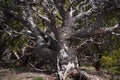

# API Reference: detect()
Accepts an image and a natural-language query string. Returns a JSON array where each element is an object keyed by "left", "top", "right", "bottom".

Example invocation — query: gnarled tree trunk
[{"left": 1, "top": 0, "right": 120, "bottom": 80}]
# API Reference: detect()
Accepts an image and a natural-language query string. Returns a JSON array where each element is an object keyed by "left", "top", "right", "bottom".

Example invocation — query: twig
[{"left": 29, "top": 63, "right": 44, "bottom": 72}]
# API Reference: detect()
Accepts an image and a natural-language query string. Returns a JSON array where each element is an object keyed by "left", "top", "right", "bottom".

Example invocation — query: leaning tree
[{"left": 0, "top": 0, "right": 120, "bottom": 80}]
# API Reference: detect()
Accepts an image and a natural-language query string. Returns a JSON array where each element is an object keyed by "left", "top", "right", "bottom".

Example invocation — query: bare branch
[
  {"left": 40, "top": 2, "right": 58, "bottom": 39},
  {"left": 112, "top": 32, "right": 120, "bottom": 36},
  {"left": 74, "top": 8, "right": 94, "bottom": 20},
  {"left": 38, "top": 14, "right": 50, "bottom": 22},
  {"left": 13, "top": 50, "right": 20, "bottom": 59},
  {"left": 40, "top": 2, "right": 51, "bottom": 16},
  {"left": 66, "top": 0, "right": 76, "bottom": 17},
  {"left": 71, "top": 24, "right": 120, "bottom": 39},
  {"left": 29, "top": 63, "right": 45, "bottom": 72},
  {"left": 53, "top": 0, "right": 66, "bottom": 19}
]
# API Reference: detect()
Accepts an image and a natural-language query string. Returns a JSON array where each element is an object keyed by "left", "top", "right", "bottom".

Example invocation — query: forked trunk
[
  {"left": 56, "top": 23, "right": 87, "bottom": 79},
  {"left": 57, "top": 27, "right": 79, "bottom": 80}
]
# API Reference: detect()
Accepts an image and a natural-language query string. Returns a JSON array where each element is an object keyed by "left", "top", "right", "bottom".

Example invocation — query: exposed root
[{"left": 63, "top": 69, "right": 89, "bottom": 80}]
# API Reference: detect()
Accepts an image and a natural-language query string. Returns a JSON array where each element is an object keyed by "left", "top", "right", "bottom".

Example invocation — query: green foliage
[
  {"left": 101, "top": 56, "right": 117, "bottom": 67},
  {"left": 9, "top": 35, "right": 27, "bottom": 51},
  {"left": 101, "top": 48, "right": 120, "bottom": 69},
  {"left": 33, "top": 77, "right": 44, "bottom": 80}
]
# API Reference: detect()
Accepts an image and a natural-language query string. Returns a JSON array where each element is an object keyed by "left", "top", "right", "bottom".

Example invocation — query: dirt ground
[
  {"left": 0, "top": 69, "right": 57, "bottom": 80},
  {"left": 0, "top": 68, "right": 120, "bottom": 80}
]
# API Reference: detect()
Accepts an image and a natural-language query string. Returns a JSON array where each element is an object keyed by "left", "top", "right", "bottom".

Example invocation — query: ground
[{"left": 0, "top": 67, "right": 120, "bottom": 80}]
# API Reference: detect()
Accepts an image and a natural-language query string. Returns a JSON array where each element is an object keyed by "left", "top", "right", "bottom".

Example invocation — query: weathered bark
[{"left": 56, "top": 13, "right": 80, "bottom": 79}]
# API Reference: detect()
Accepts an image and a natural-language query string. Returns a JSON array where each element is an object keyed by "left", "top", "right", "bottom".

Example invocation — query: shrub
[
  {"left": 101, "top": 56, "right": 117, "bottom": 67},
  {"left": 33, "top": 77, "right": 44, "bottom": 80}
]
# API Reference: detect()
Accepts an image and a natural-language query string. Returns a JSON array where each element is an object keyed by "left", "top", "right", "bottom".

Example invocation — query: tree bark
[{"left": 56, "top": 15, "right": 81, "bottom": 79}]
